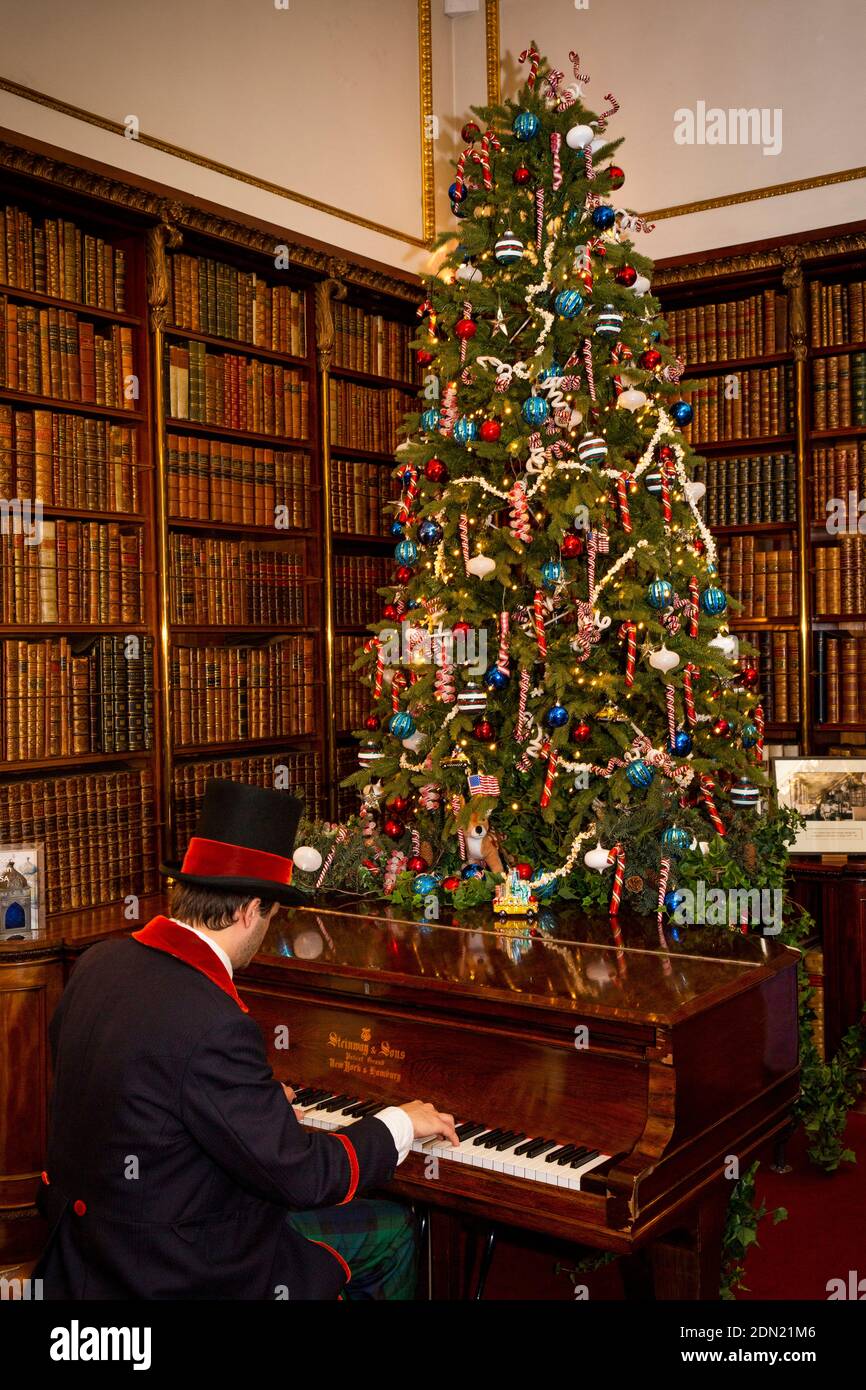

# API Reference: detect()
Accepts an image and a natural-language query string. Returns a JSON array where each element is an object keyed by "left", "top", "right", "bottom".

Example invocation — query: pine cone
[
  {"left": 743, "top": 841, "right": 757, "bottom": 874},
  {"left": 625, "top": 874, "right": 644, "bottom": 894}
]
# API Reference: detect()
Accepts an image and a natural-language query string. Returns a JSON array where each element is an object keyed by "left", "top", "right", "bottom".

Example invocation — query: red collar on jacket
[{"left": 132, "top": 916, "right": 249, "bottom": 1013}]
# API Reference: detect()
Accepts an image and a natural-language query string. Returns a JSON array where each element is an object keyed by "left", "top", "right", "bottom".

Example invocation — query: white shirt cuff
[{"left": 374, "top": 1106, "right": 414, "bottom": 1165}]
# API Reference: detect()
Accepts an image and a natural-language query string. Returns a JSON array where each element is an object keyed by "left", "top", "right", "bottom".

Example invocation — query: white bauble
[
  {"left": 709, "top": 631, "right": 739, "bottom": 661},
  {"left": 648, "top": 644, "right": 680, "bottom": 674},
  {"left": 684, "top": 480, "right": 706, "bottom": 504},
  {"left": 616, "top": 387, "right": 648, "bottom": 413},
  {"left": 402, "top": 730, "right": 426, "bottom": 752},
  {"left": 466, "top": 554, "right": 496, "bottom": 579},
  {"left": 589, "top": 135, "right": 607, "bottom": 154},
  {"left": 455, "top": 262, "right": 483, "bottom": 284},
  {"left": 569, "top": 407, "right": 584, "bottom": 430},
  {"left": 632, "top": 274, "right": 651, "bottom": 297},
  {"left": 565, "top": 123, "right": 594, "bottom": 150},
  {"left": 293, "top": 845, "right": 323, "bottom": 874},
  {"left": 584, "top": 842, "right": 612, "bottom": 873}
]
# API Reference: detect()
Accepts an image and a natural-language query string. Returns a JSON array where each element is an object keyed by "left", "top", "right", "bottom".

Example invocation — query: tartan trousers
[{"left": 287, "top": 1198, "right": 418, "bottom": 1300}]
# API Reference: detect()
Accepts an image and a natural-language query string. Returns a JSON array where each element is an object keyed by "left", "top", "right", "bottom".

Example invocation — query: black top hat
[{"left": 160, "top": 779, "right": 305, "bottom": 906}]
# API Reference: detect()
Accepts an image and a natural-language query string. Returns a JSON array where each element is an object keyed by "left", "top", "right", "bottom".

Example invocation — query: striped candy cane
[
  {"left": 540, "top": 741, "right": 557, "bottom": 808},
  {"left": 657, "top": 856, "right": 672, "bottom": 927},
  {"left": 316, "top": 825, "right": 349, "bottom": 888},
  {"left": 688, "top": 576, "right": 699, "bottom": 637},
  {"left": 754, "top": 704, "right": 765, "bottom": 761},
  {"left": 459, "top": 513, "right": 471, "bottom": 571},
  {"left": 582, "top": 338, "right": 596, "bottom": 400},
  {"left": 609, "top": 844, "right": 625, "bottom": 915},
  {"left": 450, "top": 794, "right": 467, "bottom": 861},
  {"left": 533, "top": 590, "right": 548, "bottom": 661},
  {"left": 519, "top": 45, "right": 540, "bottom": 88},
  {"left": 568, "top": 50, "right": 590, "bottom": 84},
  {"left": 665, "top": 685, "right": 677, "bottom": 744},
  {"left": 515, "top": 668, "right": 531, "bottom": 741},
  {"left": 616, "top": 471, "right": 633, "bottom": 532},
  {"left": 619, "top": 621, "right": 637, "bottom": 686},
  {"left": 550, "top": 131, "right": 563, "bottom": 190},
  {"left": 497, "top": 611, "right": 510, "bottom": 674},
  {"left": 683, "top": 663, "right": 698, "bottom": 724},
  {"left": 699, "top": 774, "right": 726, "bottom": 837}
]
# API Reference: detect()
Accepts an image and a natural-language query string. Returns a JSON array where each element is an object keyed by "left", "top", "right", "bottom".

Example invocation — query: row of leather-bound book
[
  {"left": 715, "top": 538, "right": 798, "bottom": 619},
  {"left": 0, "top": 405, "right": 139, "bottom": 512},
  {"left": 1, "top": 203, "right": 127, "bottom": 310},
  {"left": 814, "top": 539, "right": 866, "bottom": 616},
  {"left": 166, "top": 435, "right": 312, "bottom": 528},
  {"left": 0, "top": 298, "right": 136, "bottom": 409},
  {"left": 171, "top": 749, "right": 324, "bottom": 857},
  {"left": 0, "top": 520, "right": 142, "bottom": 624},
  {"left": 168, "top": 254, "right": 307, "bottom": 357},
  {"left": 168, "top": 534, "right": 308, "bottom": 627},
  {"left": 169, "top": 637, "right": 316, "bottom": 746}
]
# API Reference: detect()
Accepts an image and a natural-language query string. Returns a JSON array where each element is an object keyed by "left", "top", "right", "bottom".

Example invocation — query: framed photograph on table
[
  {"left": 773, "top": 758, "right": 866, "bottom": 855},
  {"left": 0, "top": 843, "right": 44, "bottom": 937}
]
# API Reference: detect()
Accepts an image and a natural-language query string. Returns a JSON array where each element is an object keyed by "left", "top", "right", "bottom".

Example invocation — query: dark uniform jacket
[{"left": 34, "top": 916, "right": 398, "bottom": 1299}]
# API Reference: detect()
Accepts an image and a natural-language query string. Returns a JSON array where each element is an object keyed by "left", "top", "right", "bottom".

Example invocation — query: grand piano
[{"left": 238, "top": 899, "right": 800, "bottom": 1300}]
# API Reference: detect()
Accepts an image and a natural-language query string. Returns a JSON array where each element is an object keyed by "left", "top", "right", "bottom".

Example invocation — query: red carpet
[{"left": 739, "top": 1112, "right": 866, "bottom": 1300}]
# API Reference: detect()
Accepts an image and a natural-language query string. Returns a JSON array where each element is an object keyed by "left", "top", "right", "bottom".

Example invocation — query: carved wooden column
[
  {"left": 146, "top": 212, "right": 183, "bottom": 857},
  {"left": 315, "top": 270, "right": 349, "bottom": 818},
  {"left": 782, "top": 245, "right": 811, "bottom": 753}
]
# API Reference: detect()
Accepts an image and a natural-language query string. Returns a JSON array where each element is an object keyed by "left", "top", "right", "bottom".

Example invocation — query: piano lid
[{"left": 253, "top": 899, "right": 798, "bottom": 1028}]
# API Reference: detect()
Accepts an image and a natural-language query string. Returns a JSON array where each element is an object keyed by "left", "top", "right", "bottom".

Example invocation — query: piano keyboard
[{"left": 289, "top": 1085, "right": 611, "bottom": 1192}]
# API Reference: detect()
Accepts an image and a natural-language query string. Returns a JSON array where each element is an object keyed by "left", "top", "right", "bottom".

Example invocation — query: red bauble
[
  {"left": 395, "top": 565, "right": 413, "bottom": 584},
  {"left": 424, "top": 457, "right": 448, "bottom": 483},
  {"left": 473, "top": 718, "right": 494, "bottom": 741},
  {"left": 416, "top": 349, "right": 434, "bottom": 366},
  {"left": 382, "top": 603, "right": 400, "bottom": 620},
  {"left": 364, "top": 714, "right": 379, "bottom": 731},
  {"left": 561, "top": 532, "right": 584, "bottom": 559},
  {"left": 383, "top": 817, "right": 404, "bottom": 840},
  {"left": 479, "top": 419, "right": 502, "bottom": 442},
  {"left": 387, "top": 796, "right": 410, "bottom": 815},
  {"left": 513, "top": 164, "right": 532, "bottom": 186},
  {"left": 455, "top": 317, "right": 477, "bottom": 340},
  {"left": 657, "top": 445, "right": 676, "bottom": 464},
  {"left": 712, "top": 718, "right": 731, "bottom": 737},
  {"left": 692, "top": 538, "right": 706, "bottom": 555},
  {"left": 740, "top": 664, "right": 760, "bottom": 688},
  {"left": 592, "top": 242, "right": 607, "bottom": 258},
  {"left": 608, "top": 165, "right": 625, "bottom": 189},
  {"left": 461, "top": 120, "right": 481, "bottom": 143},
  {"left": 452, "top": 620, "right": 471, "bottom": 637},
  {"left": 442, "top": 875, "right": 461, "bottom": 891},
  {"left": 514, "top": 862, "right": 533, "bottom": 880},
  {"left": 639, "top": 348, "right": 662, "bottom": 371},
  {"left": 406, "top": 855, "right": 428, "bottom": 873},
  {"left": 615, "top": 265, "right": 637, "bottom": 287},
  {"left": 571, "top": 718, "right": 592, "bottom": 744}
]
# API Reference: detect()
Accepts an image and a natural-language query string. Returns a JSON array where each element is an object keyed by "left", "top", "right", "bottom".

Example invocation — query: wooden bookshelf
[
  {"left": 656, "top": 223, "right": 866, "bottom": 753},
  {"left": 0, "top": 133, "right": 420, "bottom": 910}
]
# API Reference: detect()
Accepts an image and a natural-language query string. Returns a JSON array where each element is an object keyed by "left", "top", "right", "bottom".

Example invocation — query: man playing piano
[{"left": 34, "top": 779, "right": 458, "bottom": 1300}]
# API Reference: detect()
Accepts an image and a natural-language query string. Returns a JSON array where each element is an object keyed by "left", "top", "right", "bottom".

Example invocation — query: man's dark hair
[{"left": 169, "top": 884, "right": 276, "bottom": 932}]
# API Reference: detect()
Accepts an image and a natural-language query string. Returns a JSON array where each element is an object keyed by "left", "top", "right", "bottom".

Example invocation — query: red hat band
[{"left": 181, "top": 836, "right": 294, "bottom": 886}]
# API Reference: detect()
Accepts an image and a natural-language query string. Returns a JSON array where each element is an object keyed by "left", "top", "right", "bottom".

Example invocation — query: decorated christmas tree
[{"left": 336, "top": 44, "right": 790, "bottom": 925}]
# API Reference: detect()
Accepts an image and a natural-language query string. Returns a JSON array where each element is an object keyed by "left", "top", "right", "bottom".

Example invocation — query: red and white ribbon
[
  {"left": 434, "top": 663, "right": 456, "bottom": 703},
  {"left": 316, "top": 825, "right": 349, "bottom": 888},
  {"left": 619, "top": 621, "right": 637, "bottom": 686},
  {"left": 665, "top": 685, "right": 677, "bottom": 745},
  {"left": 616, "top": 471, "right": 633, "bottom": 532},
  {"left": 508, "top": 481, "right": 532, "bottom": 543},
  {"left": 550, "top": 131, "right": 563, "bottom": 190},
  {"left": 515, "top": 668, "right": 531, "bottom": 742},
  {"left": 533, "top": 590, "right": 548, "bottom": 661},
  {"left": 683, "top": 663, "right": 698, "bottom": 724},
  {"left": 597, "top": 93, "right": 620, "bottom": 127},
  {"left": 586, "top": 528, "right": 609, "bottom": 600},
  {"left": 439, "top": 381, "right": 458, "bottom": 437},
  {"left": 754, "top": 703, "right": 765, "bottom": 761},
  {"left": 688, "top": 576, "right": 699, "bottom": 637},
  {"left": 535, "top": 187, "right": 545, "bottom": 249},
  {"left": 458, "top": 302, "right": 473, "bottom": 364},
  {"left": 582, "top": 338, "right": 596, "bottom": 400},
  {"left": 519, "top": 45, "right": 540, "bottom": 88},
  {"left": 459, "top": 513, "right": 471, "bottom": 571},
  {"left": 384, "top": 849, "right": 408, "bottom": 895},
  {"left": 569, "top": 50, "right": 590, "bottom": 84},
  {"left": 497, "top": 611, "right": 510, "bottom": 674},
  {"left": 657, "top": 856, "right": 672, "bottom": 927},
  {"left": 540, "top": 741, "right": 557, "bottom": 808},
  {"left": 584, "top": 146, "right": 595, "bottom": 181},
  {"left": 609, "top": 844, "right": 625, "bottom": 915},
  {"left": 419, "top": 782, "right": 440, "bottom": 811}
]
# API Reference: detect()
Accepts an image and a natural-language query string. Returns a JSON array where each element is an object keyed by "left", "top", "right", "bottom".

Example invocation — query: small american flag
[{"left": 468, "top": 772, "right": 500, "bottom": 798}]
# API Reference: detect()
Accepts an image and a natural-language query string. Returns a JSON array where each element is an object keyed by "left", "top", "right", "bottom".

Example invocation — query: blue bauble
[
  {"left": 413, "top": 873, "right": 438, "bottom": 896},
  {"left": 453, "top": 415, "right": 478, "bottom": 445},
  {"left": 701, "top": 585, "right": 727, "bottom": 616},
  {"left": 531, "top": 875, "right": 558, "bottom": 901},
  {"left": 522, "top": 395, "right": 550, "bottom": 425},
  {"left": 591, "top": 205, "right": 616, "bottom": 230},
  {"left": 448, "top": 181, "right": 466, "bottom": 204},
  {"left": 670, "top": 729, "right": 693, "bottom": 756},
  {"left": 553, "top": 289, "right": 584, "bottom": 319},
  {"left": 664, "top": 889, "right": 687, "bottom": 913},
  {"left": 545, "top": 702, "right": 569, "bottom": 729},
  {"left": 671, "top": 400, "right": 694, "bottom": 426},
  {"left": 513, "top": 111, "right": 539, "bottom": 141},
  {"left": 389, "top": 711, "right": 416, "bottom": 739},
  {"left": 647, "top": 579, "right": 674, "bottom": 609},
  {"left": 661, "top": 826, "right": 691, "bottom": 857},
  {"left": 420, "top": 408, "right": 440, "bottom": 432},
  {"left": 538, "top": 360, "right": 562, "bottom": 382},
  {"left": 390, "top": 521, "right": 405, "bottom": 538},
  {"left": 394, "top": 539, "right": 417, "bottom": 566},
  {"left": 626, "top": 758, "right": 654, "bottom": 789},
  {"left": 541, "top": 559, "right": 563, "bottom": 588},
  {"left": 418, "top": 519, "right": 443, "bottom": 546},
  {"left": 484, "top": 665, "right": 510, "bottom": 692},
  {"left": 462, "top": 863, "right": 485, "bottom": 879},
  {"left": 741, "top": 721, "right": 759, "bottom": 749}
]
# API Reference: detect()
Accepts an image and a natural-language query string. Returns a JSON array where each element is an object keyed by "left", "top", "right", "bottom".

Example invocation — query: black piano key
[
  {"left": 473, "top": 1128, "right": 505, "bottom": 1147},
  {"left": 358, "top": 1102, "right": 389, "bottom": 1117},
  {"left": 545, "top": 1144, "right": 575, "bottom": 1164},
  {"left": 292, "top": 1087, "right": 322, "bottom": 1104},
  {"left": 323, "top": 1094, "right": 356, "bottom": 1113},
  {"left": 302, "top": 1089, "right": 332, "bottom": 1106},
  {"left": 512, "top": 1137, "right": 540, "bottom": 1157},
  {"left": 455, "top": 1122, "right": 486, "bottom": 1141},
  {"left": 343, "top": 1099, "right": 380, "bottom": 1117},
  {"left": 564, "top": 1146, "right": 590, "bottom": 1167},
  {"left": 524, "top": 1139, "right": 556, "bottom": 1159},
  {"left": 570, "top": 1148, "right": 600, "bottom": 1169},
  {"left": 556, "top": 1145, "right": 583, "bottom": 1166},
  {"left": 495, "top": 1132, "right": 526, "bottom": 1152},
  {"left": 484, "top": 1129, "right": 519, "bottom": 1149},
  {"left": 312, "top": 1093, "right": 343, "bottom": 1110}
]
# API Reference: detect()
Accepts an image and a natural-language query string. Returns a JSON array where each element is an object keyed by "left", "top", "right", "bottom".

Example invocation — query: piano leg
[
  {"left": 472, "top": 1227, "right": 497, "bottom": 1301},
  {"left": 649, "top": 1185, "right": 731, "bottom": 1301}
]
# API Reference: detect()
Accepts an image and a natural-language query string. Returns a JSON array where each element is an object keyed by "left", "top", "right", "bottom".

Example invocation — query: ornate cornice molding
[
  {"left": 0, "top": 138, "right": 420, "bottom": 302},
  {"left": 643, "top": 166, "right": 866, "bottom": 224},
  {"left": 653, "top": 231, "right": 866, "bottom": 289}
]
